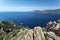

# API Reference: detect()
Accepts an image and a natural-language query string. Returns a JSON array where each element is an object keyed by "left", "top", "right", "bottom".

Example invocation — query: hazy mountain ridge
[{"left": 32, "top": 9, "right": 60, "bottom": 14}]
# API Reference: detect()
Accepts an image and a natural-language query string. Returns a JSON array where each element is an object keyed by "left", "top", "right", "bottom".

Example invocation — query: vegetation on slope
[{"left": 0, "top": 21, "right": 28, "bottom": 40}]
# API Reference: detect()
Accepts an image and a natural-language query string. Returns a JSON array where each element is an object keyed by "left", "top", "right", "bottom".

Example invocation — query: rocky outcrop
[
  {"left": 0, "top": 21, "right": 60, "bottom": 40},
  {"left": 11, "top": 26, "right": 45, "bottom": 40},
  {"left": 34, "top": 27, "right": 45, "bottom": 40},
  {"left": 46, "top": 32, "right": 60, "bottom": 40},
  {"left": 17, "top": 26, "right": 45, "bottom": 40},
  {"left": 46, "top": 21, "right": 57, "bottom": 31},
  {"left": 46, "top": 21, "right": 60, "bottom": 31},
  {"left": 54, "top": 28, "right": 60, "bottom": 37},
  {"left": 17, "top": 29, "right": 33, "bottom": 40},
  {"left": 11, "top": 23, "right": 60, "bottom": 40},
  {"left": 46, "top": 21, "right": 60, "bottom": 38}
]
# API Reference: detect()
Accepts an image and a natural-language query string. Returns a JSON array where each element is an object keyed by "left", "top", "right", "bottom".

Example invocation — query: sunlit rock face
[
  {"left": 54, "top": 28, "right": 60, "bottom": 37},
  {"left": 34, "top": 26, "right": 45, "bottom": 40},
  {"left": 55, "top": 23, "right": 60, "bottom": 30},
  {"left": 47, "top": 21, "right": 60, "bottom": 31},
  {"left": 46, "top": 32, "right": 60, "bottom": 40},
  {"left": 12, "top": 26, "right": 45, "bottom": 40},
  {"left": 46, "top": 21, "right": 57, "bottom": 31},
  {"left": 17, "top": 29, "right": 33, "bottom": 40},
  {"left": 26, "top": 29, "right": 33, "bottom": 40},
  {"left": 11, "top": 26, "right": 60, "bottom": 40},
  {"left": 46, "top": 21, "right": 60, "bottom": 37}
]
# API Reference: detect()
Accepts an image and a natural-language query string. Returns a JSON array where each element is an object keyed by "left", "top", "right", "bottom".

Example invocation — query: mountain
[
  {"left": 32, "top": 9, "right": 60, "bottom": 14},
  {"left": 43, "top": 9, "right": 60, "bottom": 14}
]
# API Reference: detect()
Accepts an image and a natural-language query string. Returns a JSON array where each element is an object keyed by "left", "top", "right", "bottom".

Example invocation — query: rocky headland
[{"left": 0, "top": 21, "right": 60, "bottom": 40}]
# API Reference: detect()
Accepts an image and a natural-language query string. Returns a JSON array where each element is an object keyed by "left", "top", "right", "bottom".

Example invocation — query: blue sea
[{"left": 0, "top": 12, "right": 60, "bottom": 28}]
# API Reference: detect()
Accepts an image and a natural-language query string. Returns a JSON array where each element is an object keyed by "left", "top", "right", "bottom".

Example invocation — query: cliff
[
  {"left": 10, "top": 21, "right": 60, "bottom": 40},
  {"left": 10, "top": 26, "right": 60, "bottom": 40},
  {"left": 0, "top": 21, "right": 60, "bottom": 40}
]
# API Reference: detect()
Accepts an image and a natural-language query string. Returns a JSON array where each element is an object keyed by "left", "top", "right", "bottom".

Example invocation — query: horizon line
[{"left": 0, "top": 8, "right": 60, "bottom": 12}]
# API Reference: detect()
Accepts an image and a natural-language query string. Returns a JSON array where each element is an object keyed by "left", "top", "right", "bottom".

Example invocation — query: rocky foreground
[
  {"left": 10, "top": 21, "right": 60, "bottom": 40},
  {"left": 0, "top": 21, "right": 60, "bottom": 40}
]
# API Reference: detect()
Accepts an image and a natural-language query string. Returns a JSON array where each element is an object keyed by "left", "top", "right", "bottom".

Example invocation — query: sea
[{"left": 0, "top": 12, "right": 60, "bottom": 28}]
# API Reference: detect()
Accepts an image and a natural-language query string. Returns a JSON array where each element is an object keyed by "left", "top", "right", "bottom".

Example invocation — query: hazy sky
[{"left": 0, "top": 0, "right": 60, "bottom": 11}]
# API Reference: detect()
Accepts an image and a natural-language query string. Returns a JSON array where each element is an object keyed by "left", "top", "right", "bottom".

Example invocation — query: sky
[{"left": 0, "top": 0, "right": 60, "bottom": 11}]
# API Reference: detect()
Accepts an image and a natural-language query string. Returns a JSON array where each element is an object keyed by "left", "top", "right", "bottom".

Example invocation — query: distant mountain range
[{"left": 32, "top": 9, "right": 60, "bottom": 14}]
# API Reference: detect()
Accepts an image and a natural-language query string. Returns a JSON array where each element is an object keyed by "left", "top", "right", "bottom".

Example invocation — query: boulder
[
  {"left": 17, "top": 29, "right": 33, "bottom": 40},
  {"left": 46, "top": 32, "right": 60, "bottom": 40},
  {"left": 34, "top": 26, "right": 45, "bottom": 40},
  {"left": 54, "top": 28, "right": 60, "bottom": 37},
  {"left": 46, "top": 21, "right": 60, "bottom": 37},
  {"left": 46, "top": 21, "right": 60, "bottom": 31}
]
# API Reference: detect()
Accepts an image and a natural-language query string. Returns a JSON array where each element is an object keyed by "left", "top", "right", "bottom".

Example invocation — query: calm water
[{"left": 0, "top": 12, "right": 60, "bottom": 28}]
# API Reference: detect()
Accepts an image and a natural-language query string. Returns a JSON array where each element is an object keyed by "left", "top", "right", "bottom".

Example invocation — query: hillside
[
  {"left": 0, "top": 21, "right": 60, "bottom": 40},
  {"left": 32, "top": 9, "right": 60, "bottom": 14}
]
